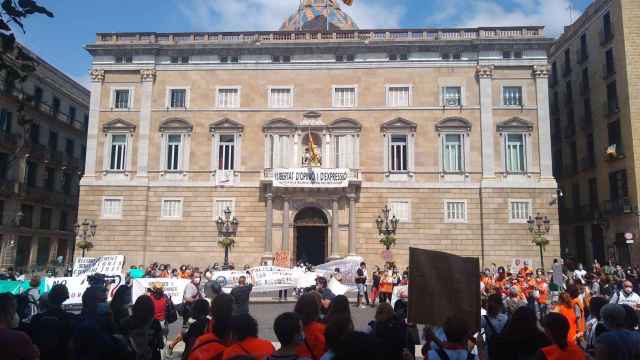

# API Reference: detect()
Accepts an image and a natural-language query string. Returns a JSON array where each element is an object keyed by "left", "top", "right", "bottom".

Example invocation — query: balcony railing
[
  {"left": 602, "top": 198, "right": 633, "bottom": 216},
  {"left": 263, "top": 168, "right": 360, "bottom": 181}
]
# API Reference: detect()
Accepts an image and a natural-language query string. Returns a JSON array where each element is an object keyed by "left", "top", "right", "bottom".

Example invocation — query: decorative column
[
  {"left": 137, "top": 69, "right": 156, "bottom": 178},
  {"left": 330, "top": 197, "right": 340, "bottom": 258},
  {"left": 282, "top": 197, "right": 290, "bottom": 251},
  {"left": 477, "top": 65, "right": 495, "bottom": 179},
  {"left": 83, "top": 69, "right": 105, "bottom": 181},
  {"left": 28, "top": 237, "right": 38, "bottom": 267},
  {"left": 264, "top": 190, "right": 274, "bottom": 258},
  {"left": 534, "top": 65, "right": 554, "bottom": 179},
  {"left": 347, "top": 194, "right": 357, "bottom": 255}
]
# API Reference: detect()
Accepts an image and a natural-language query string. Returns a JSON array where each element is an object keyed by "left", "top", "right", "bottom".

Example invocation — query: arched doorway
[{"left": 294, "top": 207, "right": 328, "bottom": 265}]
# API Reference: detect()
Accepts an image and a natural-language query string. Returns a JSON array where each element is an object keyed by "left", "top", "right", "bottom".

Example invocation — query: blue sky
[{"left": 14, "top": 0, "right": 592, "bottom": 89}]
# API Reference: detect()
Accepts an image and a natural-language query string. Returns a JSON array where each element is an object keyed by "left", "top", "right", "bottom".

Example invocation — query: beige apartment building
[
  {"left": 550, "top": 0, "right": 640, "bottom": 266},
  {"left": 78, "top": 1, "right": 560, "bottom": 269},
  {"left": 0, "top": 46, "right": 90, "bottom": 271}
]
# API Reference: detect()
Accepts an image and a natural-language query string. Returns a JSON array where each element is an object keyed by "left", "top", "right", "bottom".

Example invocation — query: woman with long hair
[
  {"left": 367, "top": 302, "right": 408, "bottom": 360},
  {"left": 110, "top": 284, "right": 131, "bottom": 332},
  {"left": 325, "top": 295, "right": 351, "bottom": 325},
  {"left": 122, "top": 295, "right": 164, "bottom": 360},
  {"left": 492, "top": 306, "right": 550, "bottom": 359},
  {"left": 188, "top": 294, "right": 233, "bottom": 360},
  {"left": 554, "top": 292, "right": 578, "bottom": 344},
  {"left": 295, "top": 293, "right": 327, "bottom": 360},
  {"left": 538, "top": 313, "right": 586, "bottom": 359}
]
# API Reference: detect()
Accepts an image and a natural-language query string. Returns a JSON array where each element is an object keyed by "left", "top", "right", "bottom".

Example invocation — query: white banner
[
  {"left": 131, "top": 278, "right": 191, "bottom": 305},
  {"left": 250, "top": 266, "right": 298, "bottom": 292},
  {"left": 315, "top": 256, "right": 364, "bottom": 284},
  {"left": 273, "top": 168, "right": 350, "bottom": 188},
  {"left": 45, "top": 274, "right": 124, "bottom": 305},
  {"left": 391, "top": 285, "right": 408, "bottom": 308},
  {"left": 73, "top": 255, "right": 125, "bottom": 277}
]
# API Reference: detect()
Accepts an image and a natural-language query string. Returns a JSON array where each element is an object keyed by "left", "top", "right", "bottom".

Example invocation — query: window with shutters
[
  {"left": 165, "top": 134, "right": 182, "bottom": 171},
  {"left": 168, "top": 88, "right": 188, "bottom": 108},
  {"left": 444, "top": 200, "right": 467, "bottom": 223},
  {"left": 102, "top": 197, "right": 123, "bottom": 219},
  {"left": 386, "top": 85, "right": 411, "bottom": 107},
  {"left": 509, "top": 199, "right": 532, "bottom": 223},
  {"left": 334, "top": 135, "right": 356, "bottom": 169},
  {"left": 214, "top": 199, "right": 235, "bottom": 219},
  {"left": 389, "top": 135, "right": 408, "bottom": 172},
  {"left": 505, "top": 133, "right": 527, "bottom": 173},
  {"left": 217, "top": 87, "right": 240, "bottom": 108},
  {"left": 112, "top": 88, "right": 132, "bottom": 109},
  {"left": 267, "top": 134, "right": 292, "bottom": 168},
  {"left": 503, "top": 86, "right": 523, "bottom": 106},
  {"left": 388, "top": 200, "right": 411, "bottom": 222},
  {"left": 442, "top": 133, "right": 464, "bottom": 173},
  {"left": 161, "top": 198, "right": 183, "bottom": 219},
  {"left": 332, "top": 86, "right": 357, "bottom": 108},
  {"left": 269, "top": 87, "right": 293, "bottom": 108},
  {"left": 218, "top": 134, "right": 235, "bottom": 171},
  {"left": 108, "top": 134, "right": 127, "bottom": 171},
  {"left": 442, "top": 86, "right": 462, "bottom": 107}
]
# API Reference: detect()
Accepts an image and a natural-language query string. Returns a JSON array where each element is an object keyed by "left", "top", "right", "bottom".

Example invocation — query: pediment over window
[
  {"left": 103, "top": 118, "right": 136, "bottom": 133},
  {"left": 381, "top": 117, "right": 417, "bottom": 132},
  {"left": 159, "top": 118, "right": 193, "bottom": 132},
  {"left": 496, "top": 117, "right": 533, "bottom": 132},
  {"left": 303, "top": 111, "right": 322, "bottom": 119},
  {"left": 263, "top": 118, "right": 296, "bottom": 131},
  {"left": 330, "top": 118, "right": 361, "bottom": 131},
  {"left": 209, "top": 118, "right": 244, "bottom": 132},
  {"left": 435, "top": 117, "right": 472, "bottom": 132}
]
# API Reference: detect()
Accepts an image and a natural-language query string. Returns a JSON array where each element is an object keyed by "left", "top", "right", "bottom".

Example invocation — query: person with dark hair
[
  {"left": 481, "top": 293, "right": 507, "bottom": 358},
  {"left": 110, "top": 284, "right": 132, "bottom": 332},
  {"left": 295, "top": 293, "right": 327, "bottom": 359},
  {"left": 183, "top": 272, "right": 204, "bottom": 328},
  {"left": 596, "top": 303, "right": 640, "bottom": 360},
  {"left": 121, "top": 295, "right": 164, "bottom": 360},
  {"left": 265, "top": 312, "right": 307, "bottom": 360},
  {"left": 621, "top": 304, "right": 639, "bottom": 330},
  {"left": 189, "top": 293, "right": 234, "bottom": 360},
  {"left": 231, "top": 275, "right": 254, "bottom": 316},
  {"left": 553, "top": 292, "right": 579, "bottom": 344},
  {"left": 0, "top": 293, "right": 39, "bottom": 360},
  {"left": 29, "top": 284, "right": 78, "bottom": 360},
  {"left": 323, "top": 314, "right": 354, "bottom": 360},
  {"left": 331, "top": 331, "right": 382, "bottom": 360},
  {"left": 566, "top": 284, "right": 585, "bottom": 341},
  {"left": 72, "top": 286, "right": 129, "bottom": 360},
  {"left": 585, "top": 296, "right": 608, "bottom": 352},
  {"left": 223, "top": 313, "right": 274, "bottom": 360},
  {"left": 355, "top": 262, "right": 369, "bottom": 308},
  {"left": 538, "top": 313, "right": 586, "bottom": 359},
  {"left": 325, "top": 295, "right": 351, "bottom": 325},
  {"left": 370, "top": 269, "right": 381, "bottom": 308},
  {"left": 368, "top": 302, "right": 408, "bottom": 360},
  {"left": 314, "top": 277, "right": 335, "bottom": 311},
  {"left": 424, "top": 315, "right": 478, "bottom": 360},
  {"left": 492, "top": 306, "right": 550, "bottom": 359},
  {"left": 169, "top": 298, "right": 210, "bottom": 359}
]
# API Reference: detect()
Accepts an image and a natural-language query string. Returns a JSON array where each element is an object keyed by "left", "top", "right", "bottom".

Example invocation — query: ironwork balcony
[{"left": 602, "top": 198, "right": 633, "bottom": 216}]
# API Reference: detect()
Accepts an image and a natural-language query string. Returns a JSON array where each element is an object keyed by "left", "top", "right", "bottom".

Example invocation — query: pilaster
[
  {"left": 282, "top": 196, "right": 290, "bottom": 251},
  {"left": 263, "top": 190, "right": 274, "bottom": 260},
  {"left": 533, "top": 65, "right": 554, "bottom": 179},
  {"left": 478, "top": 65, "right": 495, "bottom": 181},
  {"left": 330, "top": 197, "right": 340, "bottom": 259},
  {"left": 83, "top": 69, "right": 104, "bottom": 181},
  {"left": 137, "top": 69, "right": 156, "bottom": 179},
  {"left": 347, "top": 194, "right": 357, "bottom": 256}
]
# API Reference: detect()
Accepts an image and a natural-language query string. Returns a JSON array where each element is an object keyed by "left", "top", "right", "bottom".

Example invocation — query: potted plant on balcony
[{"left": 76, "top": 239, "right": 94, "bottom": 257}]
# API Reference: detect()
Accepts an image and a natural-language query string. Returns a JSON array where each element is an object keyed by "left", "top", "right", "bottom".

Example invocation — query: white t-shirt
[
  {"left": 574, "top": 269, "right": 587, "bottom": 283},
  {"left": 610, "top": 291, "right": 640, "bottom": 307}
]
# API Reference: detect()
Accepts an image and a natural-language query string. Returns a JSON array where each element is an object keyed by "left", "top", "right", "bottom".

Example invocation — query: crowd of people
[{"left": 1, "top": 257, "right": 639, "bottom": 360}]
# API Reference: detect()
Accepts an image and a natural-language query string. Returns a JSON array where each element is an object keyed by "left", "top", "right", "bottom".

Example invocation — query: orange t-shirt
[
  {"left": 296, "top": 321, "right": 326, "bottom": 359},
  {"left": 541, "top": 343, "right": 586, "bottom": 360},
  {"left": 556, "top": 305, "right": 577, "bottom": 344},
  {"left": 188, "top": 333, "right": 227, "bottom": 360},
  {"left": 536, "top": 280, "right": 549, "bottom": 305},
  {"left": 222, "top": 337, "right": 275, "bottom": 360},
  {"left": 572, "top": 298, "right": 585, "bottom": 336}
]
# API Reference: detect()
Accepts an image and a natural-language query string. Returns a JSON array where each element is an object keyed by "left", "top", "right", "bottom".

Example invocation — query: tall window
[
  {"left": 608, "top": 120, "right": 622, "bottom": 155},
  {"left": 52, "top": 97, "right": 60, "bottom": 116},
  {"left": 166, "top": 134, "right": 182, "bottom": 171},
  {"left": 334, "top": 135, "right": 355, "bottom": 169},
  {"left": 0, "top": 109, "right": 12, "bottom": 133},
  {"left": 65, "top": 139, "right": 74, "bottom": 157},
  {"left": 40, "top": 208, "right": 52, "bottom": 229},
  {"left": 217, "top": 88, "right": 240, "bottom": 108},
  {"left": 269, "top": 87, "right": 293, "bottom": 108},
  {"left": 109, "top": 134, "right": 127, "bottom": 171},
  {"left": 59, "top": 211, "right": 68, "bottom": 231},
  {"left": 161, "top": 199, "right": 183, "bottom": 219},
  {"left": 579, "top": 33, "right": 588, "bottom": 61},
  {"left": 603, "top": 12, "right": 613, "bottom": 42},
  {"left": 588, "top": 178, "right": 599, "bottom": 207},
  {"left": 443, "top": 134, "right": 463, "bottom": 173},
  {"left": 445, "top": 201, "right": 467, "bottom": 223},
  {"left": 62, "top": 172, "right": 72, "bottom": 195},
  {"left": 169, "top": 89, "right": 187, "bottom": 108},
  {"left": 268, "top": 134, "right": 291, "bottom": 168},
  {"left": 609, "top": 170, "right": 628, "bottom": 201},
  {"left": 389, "top": 135, "right": 407, "bottom": 172},
  {"left": 386, "top": 86, "right": 410, "bottom": 107},
  {"left": 605, "top": 49, "right": 615, "bottom": 77},
  {"left": 503, "top": 86, "right": 523, "bottom": 106},
  {"left": 509, "top": 200, "right": 531, "bottom": 223},
  {"left": 114, "top": 89, "right": 130, "bottom": 109},
  {"left": 69, "top": 106, "right": 76, "bottom": 122},
  {"left": 218, "top": 135, "right": 235, "bottom": 170},
  {"left": 442, "top": 86, "right": 462, "bottom": 107},
  {"left": 33, "top": 87, "right": 43, "bottom": 105},
  {"left": 332, "top": 87, "right": 356, "bottom": 108},
  {"left": 505, "top": 133, "right": 526, "bottom": 173},
  {"left": 25, "top": 160, "right": 38, "bottom": 187},
  {"left": 48, "top": 131, "right": 58, "bottom": 151},
  {"left": 102, "top": 198, "right": 123, "bottom": 219},
  {"left": 606, "top": 81, "right": 619, "bottom": 114},
  {"left": 44, "top": 167, "right": 55, "bottom": 191}
]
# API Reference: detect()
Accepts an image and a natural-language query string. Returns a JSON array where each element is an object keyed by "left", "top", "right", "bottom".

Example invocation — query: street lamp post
[
  {"left": 74, "top": 219, "right": 97, "bottom": 258},
  {"left": 376, "top": 205, "right": 399, "bottom": 250},
  {"left": 216, "top": 207, "right": 238, "bottom": 269},
  {"left": 527, "top": 213, "right": 551, "bottom": 271}
]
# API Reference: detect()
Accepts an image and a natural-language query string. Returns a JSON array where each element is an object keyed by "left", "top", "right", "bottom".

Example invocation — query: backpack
[
  {"left": 16, "top": 291, "right": 39, "bottom": 323},
  {"left": 165, "top": 296, "right": 178, "bottom": 324}
]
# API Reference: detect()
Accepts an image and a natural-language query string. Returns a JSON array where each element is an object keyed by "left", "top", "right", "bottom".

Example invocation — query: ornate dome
[{"left": 280, "top": 0, "right": 358, "bottom": 32}]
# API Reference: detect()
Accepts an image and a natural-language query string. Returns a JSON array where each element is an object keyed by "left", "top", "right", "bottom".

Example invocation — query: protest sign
[
  {"left": 408, "top": 248, "right": 480, "bottom": 332},
  {"left": 45, "top": 274, "right": 124, "bottom": 304},
  {"left": 0, "top": 280, "right": 23, "bottom": 294},
  {"left": 314, "top": 256, "right": 363, "bottom": 284},
  {"left": 73, "top": 255, "right": 125, "bottom": 277},
  {"left": 131, "top": 278, "right": 191, "bottom": 305},
  {"left": 274, "top": 251, "right": 290, "bottom": 268},
  {"left": 328, "top": 277, "right": 351, "bottom": 296},
  {"left": 391, "top": 285, "right": 408, "bottom": 308}
]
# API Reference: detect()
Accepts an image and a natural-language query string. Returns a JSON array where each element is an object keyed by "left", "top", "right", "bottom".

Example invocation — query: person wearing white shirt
[
  {"left": 609, "top": 280, "right": 640, "bottom": 309},
  {"left": 573, "top": 263, "right": 587, "bottom": 285}
]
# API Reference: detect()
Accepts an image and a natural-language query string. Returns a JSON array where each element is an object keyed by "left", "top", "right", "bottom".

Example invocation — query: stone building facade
[
  {"left": 550, "top": 0, "right": 640, "bottom": 266},
  {"left": 79, "top": 4, "right": 559, "bottom": 269},
  {"left": 0, "top": 45, "right": 90, "bottom": 270}
]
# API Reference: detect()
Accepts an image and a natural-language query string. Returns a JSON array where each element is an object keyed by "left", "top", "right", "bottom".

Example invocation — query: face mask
[
  {"left": 11, "top": 313, "right": 19, "bottom": 328},
  {"left": 97, "top": 302, "right": 110, "bottom": 315}
]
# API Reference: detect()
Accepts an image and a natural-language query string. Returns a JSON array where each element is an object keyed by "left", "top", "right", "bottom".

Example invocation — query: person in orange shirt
[
  {"left": 567, "top": 285, "right": 585, "bottom": 340},
  {"left": 518, "top": 261, "right": 534, "bottom": 278},
  {"left": 189, "top": 293, "right": 234, "bottom": 360},
  {"left": 553, "top": 292, "right": 578, "bottom": 344},
  {"left": 535, "top": 271, "right": 550, "bottom": 318},
  {"left": 295, "top": 293, "right": 327, "bottom": 359},
  {"left": 539, "top": 313, "right": 586, "bottom": 359},
  {"left": 223, "top": 314, "right": 275, "bottom": 360}
]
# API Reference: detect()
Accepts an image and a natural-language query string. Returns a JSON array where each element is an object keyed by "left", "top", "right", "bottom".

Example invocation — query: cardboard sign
[
  {"left": 274, "top": 251, "right": 290, "bottom": 268},
  {"left": 73, "top": 255, "right": 125, "bottom": 277},
  {"left": 131, "top": 278, "right": 191, "bottom": 305}
]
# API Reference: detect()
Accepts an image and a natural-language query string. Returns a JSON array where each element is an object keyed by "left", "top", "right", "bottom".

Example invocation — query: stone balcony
[{"left": 262, "top": 168, "right": 360, "bottom": 187}]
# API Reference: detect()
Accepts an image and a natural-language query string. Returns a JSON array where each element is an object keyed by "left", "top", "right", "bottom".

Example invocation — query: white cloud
[
  {"left": 72, "top": 73, "right": 91, "bottom": 91},
  {"left": 177, "top": 0, "right": 405, "bottom": 31},
  {"left": 455, "top": 0, "right": 580, "bottom": 37}
]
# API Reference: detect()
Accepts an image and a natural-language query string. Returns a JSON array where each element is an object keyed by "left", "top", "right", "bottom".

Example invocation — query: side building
[
  {"left": 550, "top": 0, "right": 640, "bottom": 266},
  {"left": 79, "top": 4, "right": 560, "bottom": 269},
  {"left": 0, "top": 45, "right": 90, "bottom": 271}
]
